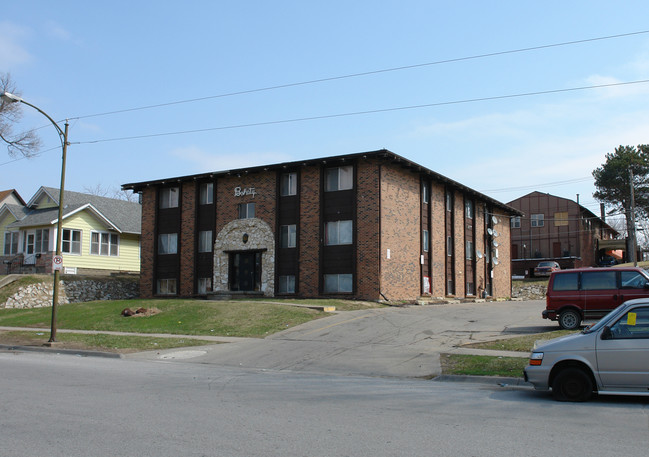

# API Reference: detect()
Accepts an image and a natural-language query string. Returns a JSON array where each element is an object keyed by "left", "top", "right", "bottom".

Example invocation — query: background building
[
  {"left": 507, "top": 191, "right": 619, "bottom": 276},
  {"left": 123, "top": 150, "right": 520, "bottom": 301}
]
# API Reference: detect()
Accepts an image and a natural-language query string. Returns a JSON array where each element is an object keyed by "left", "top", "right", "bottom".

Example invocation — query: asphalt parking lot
[{"left": 128, "top": 299, "right": 556, "bottom": 378}]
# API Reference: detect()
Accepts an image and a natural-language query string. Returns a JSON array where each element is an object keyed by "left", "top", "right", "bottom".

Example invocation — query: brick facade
[{"left": 124, "top": 150, "right": 518, "bottom": 301}]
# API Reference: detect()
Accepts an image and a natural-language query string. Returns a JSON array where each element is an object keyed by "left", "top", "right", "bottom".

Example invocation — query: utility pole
[{"left": 629, "top": 167, "right": 638, "bottom": 266}]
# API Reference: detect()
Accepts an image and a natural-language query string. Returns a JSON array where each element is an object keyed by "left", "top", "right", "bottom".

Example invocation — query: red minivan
[{"left": 544, "top": 267, "right": 649, "bottom": 329}]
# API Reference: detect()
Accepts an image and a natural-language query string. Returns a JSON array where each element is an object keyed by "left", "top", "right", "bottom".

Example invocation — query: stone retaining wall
[
  {"left": 1, "top": 277, "right": 139, "bottom": 309},
  {"left": 511, "top": 281, "right": 547, "bottom": 300}
]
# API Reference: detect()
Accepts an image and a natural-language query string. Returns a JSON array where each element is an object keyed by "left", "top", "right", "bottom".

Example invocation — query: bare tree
[
  {"left": 0, "top": 73, "right": 42, "bottom": 157},
  {"left": 83, "top": 183, "right": 138, "bottom": 202}
]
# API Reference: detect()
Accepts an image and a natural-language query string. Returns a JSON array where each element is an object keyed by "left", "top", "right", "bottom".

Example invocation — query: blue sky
[{"left": 2, "top": 1, "right": 649, "bottom": 223}]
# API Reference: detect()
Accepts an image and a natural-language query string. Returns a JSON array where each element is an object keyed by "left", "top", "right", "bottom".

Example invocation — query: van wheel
[
  {"left": 552, "top": 367, "right": 593, "bottom": 402},
  {"left": 558, "top": 310, "right": 581, "bottom": 330}
]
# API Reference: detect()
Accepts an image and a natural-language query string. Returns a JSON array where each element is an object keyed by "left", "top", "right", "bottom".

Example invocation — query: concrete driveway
[{"left": 128, "top": 299, "right": 558, "bottom": 378}]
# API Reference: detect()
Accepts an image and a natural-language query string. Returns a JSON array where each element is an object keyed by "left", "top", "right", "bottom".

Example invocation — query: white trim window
[
  {"left": 159, "top": 187, "right": 179, "bottom": 209},
  {"left": 531, "top": 214, "right": 545, "bottom": 227},
  {"left": 238, "top": 203, "right": 255, "bottom": 219},
  {"left": 281, "top": 172, "right": 297, "bottom": 196},
  {"left": 200, "top": 183, "right": 213, "bottom": 205},
  {"left": 325, "top": 220, "right": 353, "bottom": 245},
  {"left": 280, "top": 225, "right": 297, "bottom": 248},
  {"left": 465, "top": 200, "right": 474, "bottom": 219},
  {"left": 423, "top": 230, "right": 429, "bottom": 252},
  {"left": 324, "top": 273, "right": 353, "bottom": 293},
  {"left": 198, "top": 277, "right": 212, "bottom": 294},
  {"left": 325, "top": 165, "right": 353, "bottom": 191},
  {"left": 62, "top": 229, "right": 82, "bottom": 255},
  {"left": 278, "top": 275, "right": 296, "bottom": 294},
  {"left": 158, "top": 233, "right": 178, "bottom": 255},
  {"left": 91, "top": 231, "right": 119, "bottom": 256},
  {"left": 511, "top": 216, "right": 521, "bottom": 228},
  {"left": 3, "top": 231, "right": 19, "bottom": 255},
  {"left": 35, "top": 229, "right": 49, "bottom": 254},
  {"left": 198, "top": 230, "right": 213, "bottom": 253},
  {"left": 157, "top": 278, "right": 177, "bottom": 295}
]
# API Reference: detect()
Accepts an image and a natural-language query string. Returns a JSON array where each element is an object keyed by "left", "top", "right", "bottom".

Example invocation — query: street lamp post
[{"left": 1, "top": 91, "right": 68, "bottom": 343}]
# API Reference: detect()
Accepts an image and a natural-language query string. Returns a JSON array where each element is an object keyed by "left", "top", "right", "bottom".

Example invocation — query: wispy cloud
[
  {"left": 170, "top": 146, "right": 292, "bottom": 172},
  {"left": 0, "top": 21, "right": 32, "bottom": 69}
]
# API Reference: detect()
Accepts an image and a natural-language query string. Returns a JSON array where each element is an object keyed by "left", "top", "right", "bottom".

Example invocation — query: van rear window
[{"left": 552, "top": 272, "right": 578, "bottom": 291}]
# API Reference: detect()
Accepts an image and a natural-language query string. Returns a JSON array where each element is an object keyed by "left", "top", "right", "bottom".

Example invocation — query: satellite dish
[
  {"left": 492, "top": 240, "right": 499, "bottom": 248},
  {"left": 487, "top": 228, "right": 494, "bottom": 235},
  {"left": 492, "top": 216, "right": 499, "bottom": 225},
  {"left": 493, "top": 230, "right": 500, "bottom": 237},
  {"left": 493, "top": 258, "right": 500, "bottom": 266},
  {"left": 476, "top": 250, "right": 483, "bottom": 259}
]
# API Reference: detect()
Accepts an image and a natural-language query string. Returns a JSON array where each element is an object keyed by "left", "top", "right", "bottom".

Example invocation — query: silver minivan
[{"left": 524, "top": 298, "right": 649, "bottom": 401}]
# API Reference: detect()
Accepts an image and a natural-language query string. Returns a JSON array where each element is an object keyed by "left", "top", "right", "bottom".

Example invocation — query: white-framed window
[
  {"left": 158, "top": 233, "right": 178, "bottom": 255},
  {"left": 35, "top": 229, "right": 49, "bottom": 253},
  {"left": 280, "top": 225, "right": 297, "bottom": 248},
  {"left": 157, "top": 278, "right": 177, "bottom": 295},
  {"left": 511, "top": 216, "right": 521, "bottom": 228},
  {"left": 198, "top": 277, "right": 212, "bottom": 294},
  {"left": 325, "top": 165, "right": 353, "bottom": 192},
  {"left": 91, "top": 232, "right": 119, "bottom": 256},
  {"left": 238, "top": 202, "right": 255, "bottom": 219},
  {"left": 159, "top": 187, "right": 179, "bottom": 209},
  {"left": 446, "top": 192, "right": 453, "bottom": 211},
  {"left": 198, "top": 230, "right": 213, "bottom": 253},
  {"left": 531, "top": 214, "right": 544, "bottom": 227},
  {"left": 281, "top": 172, "right": 297, "bottom": 196},
  {"left": 200, "top": 183, "right": 213, "bottom": 205},
  {"left": 3, "top": 231, "right": 19, "bottom": 255},
  {"left": 423, "top": 230, "right": 429, "bottom": 252},
  {"left": 465, "top": 200, "right": 474, "bottom": 219},
  {"left": 325, "top": 220, "right": 353, "bottom": 245},
  {"left": 62, "top": 229, "right": 82, "bottom": 255},
  {"left": 324, "top": 273, "right": 353, "bottom": 293},
  {"left": 278, "top": 275, "right": 296, "bottom": 294},
  {"left": 422, "top": 182, "right": 429, "bottom": 204},
  {"left": 466, "top": 240, "right": 474, "bottom": 260}
]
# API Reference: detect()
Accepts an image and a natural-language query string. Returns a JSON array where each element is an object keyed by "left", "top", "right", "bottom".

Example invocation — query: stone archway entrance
[{"left": 213, "top": 218, "right": 275, "bottom": 296}]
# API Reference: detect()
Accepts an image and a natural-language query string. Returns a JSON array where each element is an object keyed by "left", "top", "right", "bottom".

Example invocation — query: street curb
[
  {"left": 433, "top": 374, "right": 532, "bottom": 387},
  {"left": 0, "top": 344, "right": 122, "bottom": 359}
]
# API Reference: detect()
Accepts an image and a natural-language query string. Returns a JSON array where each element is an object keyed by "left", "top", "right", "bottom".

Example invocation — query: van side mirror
[
  {"left": 601, "top": 326, "right": 612, "bottom": 340},
  {"left": 644, "top": 282, "right": 649, "bottom": 289}
]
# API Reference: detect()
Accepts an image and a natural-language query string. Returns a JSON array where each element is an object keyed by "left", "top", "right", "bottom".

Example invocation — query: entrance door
[{"left": 229, "top": 252, "right": 261, "bottom": 291}]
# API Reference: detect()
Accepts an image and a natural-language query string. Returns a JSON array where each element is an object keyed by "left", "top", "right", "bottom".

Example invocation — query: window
[
  {"left": 581, "top": 271, "right": 617, "bottom": 290},
  {"left": 91, "top": 232, "right": 119, "bottom": 256},
  {"left": 621, "top": 270, "right": 649, "bottom": 289},
  {"left": 281, "top": 172, "right": 297, "bottom": 196},
  {"left": 280, "top": 225, "right": 297, "bottom": 248},
  {"left": 466, "top": 281, "right": 475, "bottom": 296},
  {"left": 446, "top": 192, "right": 453, "bottom": 211},
  {"left": 446, "top": 236, "right": 453, "bottom": 256},
  {"left": 423, "top": 230, "right": 429, "bottom": 252},
  {"left": 278, "top": 275, "right": 296, "bottom": 294},
  {"left": 531, "top": 214, "right": 544, "bottom": 227},
  {"left": 158, "top": 233, "right": 178, "bottom": 255},
  {"left": 4, "top": 231, "right": 19, "bottom": 255},
  {"left": 159, "top": 187, "right": 179, "bottom": 209},
  {"left": 325, "top": 220, "right": 353, "bottom": 245},
  {"left": 325, "top": 166, "right": 353, "bottom": 191},
  {"left": 198, "top": 277, "right": 212, "bottom": 294},
  {"left": 324, "top": 274, "right": 353, "bottom": 293},
  {"left": 198, "top": 230, "right": 213, "bottom": 253},
  {"left": 554, "top": 212, "right": 569, "bottom": 227},
  {"left": 466, "top": 240, "right": 474, "bottom": 260},
  {"left": 35, "top": 229, "right": 49, "bottom": 253},
  {"left": 609, "top": 307, "right": 649, "bottom": 339},
  {"left": 511, "top": 216, "right": 521, "bottom": 228},
  {"left": 465, "top": 200, "right": 474, "bottom": 219},
  {"left": 62, "top": 229, "right": 81, "bottom": 255},
  {"left": 200, "top": 183, "right": 213, "bottom": 205},
  {"left": 157, "top": 279, "right": 177, "bottom": 295},
  {"left": 238, "top": 203, "right": 255, "bottom": 219},
  {"left": 422, "top": 182, "right": 429, "bottom": 204}
]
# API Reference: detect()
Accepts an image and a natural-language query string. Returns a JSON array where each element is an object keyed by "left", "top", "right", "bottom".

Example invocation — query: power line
[
  {"left": 75, "top": 78, "right": 649, "bottom": 145},
  {"left": 482, "top": 176, "right": 594, "bottom": 193},
  {"left": 69, "top": 30, "right": 649, "bottom": 121}
]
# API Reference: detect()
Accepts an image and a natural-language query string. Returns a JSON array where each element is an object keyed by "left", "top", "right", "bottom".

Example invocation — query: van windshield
[{"left": 583, "top": 304, "right": 627, "bottom": 334}]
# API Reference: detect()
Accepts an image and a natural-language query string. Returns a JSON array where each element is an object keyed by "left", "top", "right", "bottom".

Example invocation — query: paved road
[{"left": 127, "top": 299, "right": 557, "bottom": 377}]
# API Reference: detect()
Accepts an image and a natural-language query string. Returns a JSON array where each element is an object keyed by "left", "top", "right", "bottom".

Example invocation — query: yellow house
[{"left": 1, "top": 187, "right": 141, "bottom": 275}]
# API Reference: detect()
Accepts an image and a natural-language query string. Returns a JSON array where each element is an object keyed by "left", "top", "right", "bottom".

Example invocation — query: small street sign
[{"left": 52, "top": 255, "right": 63, "bottom": 271}]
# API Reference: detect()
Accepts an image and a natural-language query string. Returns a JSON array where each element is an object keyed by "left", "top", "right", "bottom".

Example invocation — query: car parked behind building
[
  {"left": 534, "top": 261, "right": 560, "bottom": 277},
  {"left": 543, "top": 266, "right": 649, "bottom": 330},
  {"left": 525, "top": 299, "right": 649, "bottom": 401}
]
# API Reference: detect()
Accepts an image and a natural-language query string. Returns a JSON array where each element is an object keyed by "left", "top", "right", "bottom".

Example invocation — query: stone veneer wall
[{"left": 1, "top": 277, "right": 139, "bottom": 309}]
